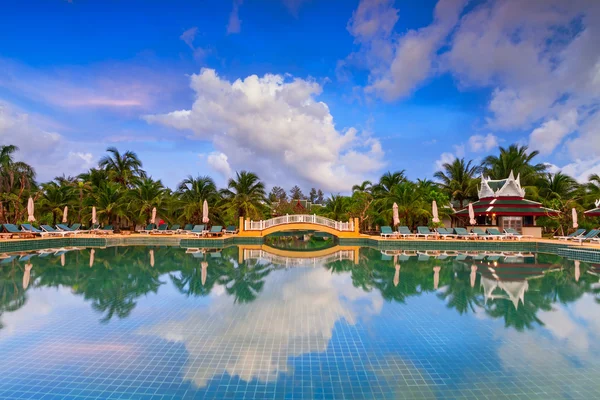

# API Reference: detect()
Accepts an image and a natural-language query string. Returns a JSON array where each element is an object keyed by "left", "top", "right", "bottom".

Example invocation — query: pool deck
[{"left": 1, "top": 232, "right": 600, "bottom": 250}]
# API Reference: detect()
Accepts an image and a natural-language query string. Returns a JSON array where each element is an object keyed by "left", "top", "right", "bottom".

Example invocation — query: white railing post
[{"left": 286, "top": 214, "right": 289, "bottom": 223}]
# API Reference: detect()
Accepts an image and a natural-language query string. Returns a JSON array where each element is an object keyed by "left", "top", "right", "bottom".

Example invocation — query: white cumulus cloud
[
  {"left": 0, "top": 102, "right": 96, "bottom": 181},
  {"left": 469, "top": 133, "right": 499, "bottom": 153},
  {"left": 144, "top": 69, "right": 384, "bottom": 191}
]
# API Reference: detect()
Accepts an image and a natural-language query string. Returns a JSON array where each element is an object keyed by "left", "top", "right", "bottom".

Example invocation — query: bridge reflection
[{"left": 238, "top": 244, "right": 360, "bottom": 266}]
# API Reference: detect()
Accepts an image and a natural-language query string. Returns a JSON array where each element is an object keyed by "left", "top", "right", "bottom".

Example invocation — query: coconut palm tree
[
  {"left": 481, "top": 144, "right": 546, "bottom": 188},
  {"left": 98, "top": 147, "right": 146, "bottom": 187},
  {"left": 352, "top": 180, "right": 372, "bottom": 193},
  {"left": 92, "top": 182, "right": 128, "bottom": 226},
  {"left": 128, "top": 177, "right": 168, "bottom": 224},
  {"left": 177, "top": 175, "right": 220, "bottom": 223},
  {"left": 372, "top": 171, "right": 406, "bottom": 197},
  {"left": 220, "top": 171, "right": 266, "bottom": 220},
  {"left": 434, "top": 158, "right": 481, "bottom": 209},
  {"left": 537, "top": 172, "right": 579, "bottom": 201},
  {"left": 0, "top": 145, "right": 36, "bottom": 223},
  {"left": 322, "top": 194, "right": 349, "bottom": 221},
  {"left": 586, "top": 174, "right": 600, "bottom": 205},
  {"left": 39, "top": 181, "right": 75, "bottom": 225}
]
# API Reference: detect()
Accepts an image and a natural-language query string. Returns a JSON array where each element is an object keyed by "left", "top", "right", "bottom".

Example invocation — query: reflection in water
[{"left": 0, "top": 245, "right": 599, "bottom": 398}]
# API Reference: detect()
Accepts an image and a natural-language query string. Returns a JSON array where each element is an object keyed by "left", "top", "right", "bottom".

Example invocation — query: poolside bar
[{"left": 454, "top": 171, "right": 559, "bottom": 238}]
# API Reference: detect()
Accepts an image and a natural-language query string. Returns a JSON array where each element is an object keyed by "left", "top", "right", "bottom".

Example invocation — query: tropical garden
[{"left": 0, "top": 143, "right": 599, "bottom": 234}]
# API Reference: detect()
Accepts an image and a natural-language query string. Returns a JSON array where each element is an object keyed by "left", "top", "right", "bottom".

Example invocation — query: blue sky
[{"left": 0, "top": 0, "right": 599, "bottom": 192}]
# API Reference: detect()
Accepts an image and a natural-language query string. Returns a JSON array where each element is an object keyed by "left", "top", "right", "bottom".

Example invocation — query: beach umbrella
[
  {"left": 60, "top": 253, "right": 65, "bottom": 267},
  {"left": 470, "top": 265, "right": 477, "bottom": 288},
  {"left": 62, "top": 206, "right": 68, "bottom": 223},
  {"left": 393, "top": 264, "right": 400, "bottom": 287},
  {"left": 202, "top": 200, "right": 210, "bottom": 224},
  {"left": 89, "top": 249, "right": 95, "bottom": 268},
  {"left": 149, "top": 249, "right": 155, "bottom": 268},
  {"left": 432, "top": 201, "right": 440, "bottom": 223},
  {"left": 392, "top": 203, "right": 399, "bottom": 226},
  {"left": 433, "top": 266, "right": 441, "bottom": 289},
  {"left": 201, "top": 261, "right": 208, "bottom": 286},
  {"left": 23, "top": 263, "right": 32, "bottom": 289},
  {"left": 92, "top": 207, "right": 97, "bottom": 224},
  {"left": 572, "top": 208, "right": 578, "bottom": 229},
  {"left": 468, "top": 203, "right": 476, "bottom": 225},
  {"left": 574, "top": 260, "right": 580, "bottom": 282},
  {"left": 151, "top": 207, "right": 157, "bottom": 224},
  {"left": 27, "top": 197, "right": 35, "bottom": 222}
]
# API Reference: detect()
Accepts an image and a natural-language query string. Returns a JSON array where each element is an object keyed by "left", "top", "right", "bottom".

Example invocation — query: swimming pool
[{"left": 1, "top": 245, "right": 599, "bottom": 399}]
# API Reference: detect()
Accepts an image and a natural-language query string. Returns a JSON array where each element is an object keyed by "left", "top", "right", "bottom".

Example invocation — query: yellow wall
[{"left": 238, "top": 217, "right": 361, "bottom": 238}]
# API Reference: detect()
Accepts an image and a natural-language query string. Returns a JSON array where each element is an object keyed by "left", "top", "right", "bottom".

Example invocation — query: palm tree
[
  {"left": 481, "top": 144, "right": 546, "bottom": 188},
  {"left": 372, "top": 171, "right": 406, "bottom": 197},
  {"left": 434, "top": 158, "right": 481, "bottom": 209},
  {"left": 220, "top": 171, "right": 266, "bottom": 220},
  {"left": 39, "top": 182, "right": 75, "bottom": 225},
  {"left": 586, "top": 174, "right": 600, "bottom": 205},
  {"left": 128, "top": 177, "right": 168, "bottom": 224},
  {"left": 93, "top": 183, "right": 128, "bottom": 226},
  {"left": 98, "top": 147, "right": 145, "bottom": 187},
  {"left": 322, "top": 194, "right": 349, "bottom": 221},
  {"left": 177, "top": 175, "right": 220, "bottom": 223},
  {"left": 0, "top": 145, "right": 36, "bottom": 223},
  {"left": 352, "top": 180, "right": 372, "bottom": 193},
  {"left": 537, "top": 172, "right": 579, "bottom": 201}
]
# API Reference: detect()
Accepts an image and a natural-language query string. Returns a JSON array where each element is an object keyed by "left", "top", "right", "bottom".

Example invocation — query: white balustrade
[
  {"left": 243, "top": 214, "right": 354, "bottom": 231},
  {"left": 244, "top": 250, "right": 354, "bottom": 266}
]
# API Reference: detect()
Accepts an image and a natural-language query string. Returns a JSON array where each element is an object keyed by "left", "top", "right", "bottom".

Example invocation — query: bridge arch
[{"left": 238, "top": 214, "right": 360, "bottom": 238}]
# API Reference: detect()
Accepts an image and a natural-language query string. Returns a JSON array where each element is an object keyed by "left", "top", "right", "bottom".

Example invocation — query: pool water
[{"left": 1, "top": 246, "right": 600, "bottom": 399}]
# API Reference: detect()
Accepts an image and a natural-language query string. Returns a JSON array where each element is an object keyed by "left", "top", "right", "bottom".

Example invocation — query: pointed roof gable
[{"left": 478, "top": 170, "right": 526, "bottom": 199}]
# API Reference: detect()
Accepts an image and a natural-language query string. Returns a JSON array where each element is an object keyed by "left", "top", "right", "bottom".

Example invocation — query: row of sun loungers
[
  {"left": 0, "top": 223, "right": 114, "bottom": 238},
  {"left": 136, "top": 224, "right": 238, "bottom": 237},
  {"left": 553, "top": 229, "right": 600, "bottom": 244},
  {"left": 380, "top": 226, "right": 533, "bottom": 240}
]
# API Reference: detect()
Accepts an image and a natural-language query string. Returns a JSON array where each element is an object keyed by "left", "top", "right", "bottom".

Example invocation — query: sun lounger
[
  {"left": 487, "top": 228, "right": 509, "bottom": 240},
  {"left": 207, "top": 226, "right": 224, "bottom": 237},
  {"left": 187, "top": 225, "right": 207, "bottom": 237},
  {"left": 164, "top": 224, "right": 180, "bottom": 234},
  {"left": 380, "top": 226, "right": 395, "bottom": 238},
  {"left": 454, "top": 227, "right": 475, "bottom": 239},
  {"left": 179, "top": 224, "right": 194, "bottom": 233},
  {"left": 21, "top": 224, "right": 43, "bottom": 234},
  {"left": 436, "top": 227, "right": 456, "bottom": 239},
  {"left": 396, "top": 226, "right": 415, "bottom": 238},
  {"left": 503, "top": 228, "right": 533, "bottom": 240},
  {"left": 56, "top": 224, "right": 88, "bottom": 235},
  {"left": 554, "top": 229, "right": 585, "bottom": 240},
  {"left": 416, "top": 226, "right": 436, "bottom": 239},
  {"left": 138, "top": 223, "right": 156, "bottom": 234},
  {"left": 225, "top": 225, "right": 238, "bottom": 234},
  {"left": 40, "top": 225, "right": 72, "bottom": 237},
  {"left": 150, "top": 224, "right": 169, "bottom": 234},
  {"left": 471, "top": 228, "right": 492, "bottom": 240},
  {"left": 570, "top": 229, "right": 600, "bottom": 244},
  {"left": 3, "top": 224, "right": 36, "bottom": 238}
]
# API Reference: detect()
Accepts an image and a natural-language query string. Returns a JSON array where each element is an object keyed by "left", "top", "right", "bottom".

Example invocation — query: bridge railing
[
  {"left": 244, "top": 214, "right": 354, "bottom": 232},
  {"left": 244, "top": 249, "right": 355, "bottom": 267}
]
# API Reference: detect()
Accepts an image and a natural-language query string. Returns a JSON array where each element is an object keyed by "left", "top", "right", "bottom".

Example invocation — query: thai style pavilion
[
  {"left": 584, "top": 200, "right": 600, "bottom": 217},
  {"left": 454, "top": 171, "right": 559, "bottom": 238}
]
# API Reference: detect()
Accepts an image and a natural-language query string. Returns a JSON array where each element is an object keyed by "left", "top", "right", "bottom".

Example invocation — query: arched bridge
[{"left": 238, "top": 214, "right": 360, "bottom": 238}]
